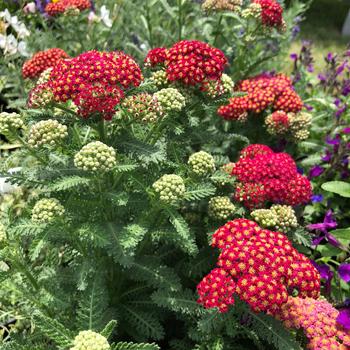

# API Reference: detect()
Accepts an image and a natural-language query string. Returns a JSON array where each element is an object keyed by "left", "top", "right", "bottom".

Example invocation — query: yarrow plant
[{"left": 45, "top": 0, "right": 91, "bottom": 16}]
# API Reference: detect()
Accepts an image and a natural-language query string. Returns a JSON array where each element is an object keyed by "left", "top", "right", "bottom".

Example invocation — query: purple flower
[
  {"left": 291, "top": 25, "right": 300, "bottom": 39},
  {"left": 342, "top": 80, "right": 350, "bottom": 97},
  {"left": 336, "top": 60, "right": 348, "bottom": 76},
  {"left": 336, "top": 105, "right": 347, "bottom": 118},
  {"left": 290, "top": 53, "right": 298, "bottom": 61},
  {"left": 312, "top": 262, "right": 333, "bottom": 294},
  {"left": 337, "top": 308, "right": 350, "bottom": 330},
  {"left": 307, "top": 64, "right": 314, "bottom": 73},
  {"left": 339, "top": 263, "right": 350, "bottom": 283},
  {"left": 309, "top": 165, "right": 324, "bottom": 178},
  {"left": 335, "top": 98, "right": 342, "bottom": 107},
  {"left": 311, "top": 194, "right": 324, "bottom": 203},
  {"left": 326, "top": 52, "right": 334, "bottom": 62},
  {"left": 342, "top": 127, "right": 350, "bottom": 134},
  {"left": 304, "top": 104, "right": 313, "bottom": 111},
  {"left": 322, "top": 150, "right": 332, "bottom": 162},
  {"left": 326, "top": 134, "right": 341, "bottom": 146},
  {"left": 318, "top": 73, "right": 327, "bottom": 82}
]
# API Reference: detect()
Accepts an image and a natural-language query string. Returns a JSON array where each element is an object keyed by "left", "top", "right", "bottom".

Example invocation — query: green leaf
[
  {"left": 184, "top": 183, "right": 216, "bottom": 201},
  {"left": 322, "top": 181, "right": 350, "bottom": 198},
  {"left": 316, "top": 244, "right": 343, "bottom": 257},
  {"left": 113, "top": 341, "right": 160, "bottom": 350},
  {"left": 49, "top": 176, "right": 90, "bottom": 192},
  {"left": 100, "top": 320, "right": 118, "bottom": 339},
  {"left": 329, "top": 228, "right": 350, "bottom": 240}
]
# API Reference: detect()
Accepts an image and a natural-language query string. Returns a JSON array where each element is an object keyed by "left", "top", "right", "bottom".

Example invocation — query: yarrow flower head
[
  {"left": 121, "top": 93, "right": 163, "bottom": 123},
  {"left": 22, "top": 48, "right": 69, "bottom": 79},
  {"left": 70, "top": 330, "right": 110, "bottom": 350},
  {"left": 202, "top": 0, "right": 243, "bottom": 12},
  {"left": 202, "top": 73, "right": 234, "bottom": 98},
  {"left": 152, "top": 174, "right": 186, "bottom": 205},
  {"left": 48, "top": 50, "right": 143, "bottom": 120},
  {"left": 188, "top": 151, "right": 215, "bottom": 176},
  {"left": 218, "top": 73, "right": 303, "bottom": 121},
  {"left": 74, "top": 141, "right": 117, "bottom": 172},
  {"left": 149, "top": 70, "right": 169, "bottom": 88},
  {"left": 154, "top": 88, "right": 186, "bottom": 113},
  {"left": 27, "top": 83, "right": 54, "bottom": 108},
  {"left": 32, "top": 198, "right": 65, "bottom": 224},
  {"left": 253, "top": 0, "right": 284, "bottom": 28},
  {"left": 0, "top": 112, "right": 24, "bottom": 134},
  {"left": 45, "top": 0, "right": 91, "bottom": 16},
  {"left": 197, "top": 219, "right": 320, "bottom": 314},
  {"left": 144, "top": 47, "right": 168, "bottom": 67},
  {"left": 230, "top": 144, "right": 312, "bottom": 208},
  {"left": 208, "top": 196, "right": 236, "bottom": 220},
  {"left": 276, "top": 297, "right": 350, "bottom": 350},
  {"left": 37, "top": 68, "right": 53, "bottom": 85},
  {"left": 28, "top": 120, "right": 68, "bottom": 148}
]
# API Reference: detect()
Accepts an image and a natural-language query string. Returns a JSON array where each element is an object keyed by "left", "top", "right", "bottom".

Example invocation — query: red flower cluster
[
  {"left": 276, "top": 297, "right": 350, "bottom": 350},
  {"left": 22, "top": 48, "right": 69, "bottom": 79},
  {"left": 45, "top": 50, "right": 143, "bottom": 119},
  {"left": 253, "top": 0, "right": 283, "bottom": 27},
  {"left": 230, "top": 144, "right": 312, "bottom": 208},
  {"left": 45, "top": 0, "right": 91, "bottom": 16},
  {"left": 144, "top": 47, "right": 168, "bottom": 67},
  {"left": 218, "top": 73, "right": 303, "bottom": 120},
  {"left": 197, "top": 219, "right": 320, "bottom": 314},
  {"left": 145, "top": 40, "right": 227, "bottom": 86}
]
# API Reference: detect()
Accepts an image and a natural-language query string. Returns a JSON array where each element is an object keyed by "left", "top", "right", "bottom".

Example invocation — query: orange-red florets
[
  {"left": 45, "top": 0, "right": 91, "bottom": 16},
  {"left": 47, "top": 50, "right": 143, "bottom": 119},
  {"left": 22, "top": 48, "right": 69, "bottom": 79},
  {"left": 253, "top": 0, "right": 283, "bottom": 27},
  {"left": 144, "top": 47, "right": 168, "bottom": 67},
  {"left": 197, "top": 219, "right": 320, "bottom": 314},
  {"left": 218, "top": 73, "right": 303, "bottom": 120},
  {"left": 230, "top": 144, "right": 312, "bottom": 208}
]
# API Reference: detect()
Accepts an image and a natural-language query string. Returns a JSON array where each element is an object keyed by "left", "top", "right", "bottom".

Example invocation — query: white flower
[
  {"left": 0, "top": 9, "right": 30, "bottom": 38},
  {"left": 23, "top": 2, "right": 36, "bottom": 14},
  {"left": 0, "top": 34, "right": 18, "bottom": 55},
  {"left": 100, "top": 6, "right": 112, "bottom": 28},
  {"left": 17, "top": 41, "right": 29, "bottom": 57},
  {"left": 88, "top": 11, "right": 99, "bottom": 23}
]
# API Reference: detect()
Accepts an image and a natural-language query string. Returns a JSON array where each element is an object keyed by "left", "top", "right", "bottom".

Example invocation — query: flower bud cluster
[
  {"left": 188, "top": 151, "right": 216, "bottom": 176},
  {"left": 74, "top": 141, "right": 117, "bottom": 172},
  {"left": 28, "top": 120, "right": 68, "bottom": 148},
  {"left": 197, "top": 219, "right": 320, "bottom": 314},
  {"left": 121, "top": 93, "right": 163, "bottom": 123},
  {"left": 152, "top": 174, "right": 186, "bottom": 204},
  {"left": 150, "top": 70, "right": 169, "bottom": 88},
  {"left": 251, "top": 205, "right": 298, "bottom": 232},
  {"left": 202, "top": 0, "right": 242, "bottom": 12},
  {"left": 0, "top": 112, "right": 24, "bottom": 134},
  {"left": 154, "top": 88, "right": 186, "bottom": 113},
  {"left": 32, "top": 198, "right": 65, "bottom": 224},
  {"left": 70, "top": 330, "right": 110, "bottom": 350},
  {"left": 203, "top": 74, "right": 234, "bottom": 98},
  {"left": 275, "top": 297, "right": 350, "bottom": 350},
  {"left": 27, "top": 83, "right": 54, "bottom": 108},
  {"left": 208, "top": 196, "right": 236, "bottom": 220}
]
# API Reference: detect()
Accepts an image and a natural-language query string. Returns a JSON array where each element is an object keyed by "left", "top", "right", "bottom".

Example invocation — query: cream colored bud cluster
[
  {"left": 28, "top": 84, "right": 54, "bottom": 108},
  {"left": 205, "top": 74, "right": 234, "bottom": 98},
  {"left": 188, "top": 151, "right": 216, "bottom": 176},
  {"left": 152, "top": 174, "right": 186, "bottom": 204},
  {"left": 74, "top": 141, "right": 117, "bottom": 172},
  {"left": 208, "top": 196, "right": 236, "bottom": 220},
  {"left": 70, "top": 330, "right": 110, "bottom": 350},
  {"left": 154, "top": 88, "right": 186, "bottom": 113},
  {"left": 37, "top": 67, "right": 53, "bottom": 85},
  {"left": 241, "top": 3, "right": 261, "bottom": 19},
  {"left": 289, "top": 112, "right": 312, "bottom": 141},
  {"left": 0, "top": 112, "right": 24, "bottom": 134},
  {"left": 28, "top": 120, "right": 68, "bottom": 148},
  {"left": 202, "top": 0, "right": 242, "bottom": 12},
  {"left": 32, "top": 198, "right": 65, "bottom": 224},
  {"left": 251, "top": 204, "right": 298, "bottom": 232},
  {"left": 122, "top": 93, "right": 163, "bottom": 123},
  {"left": 150, "top": 70, "right": 169, "bottom": 88}
]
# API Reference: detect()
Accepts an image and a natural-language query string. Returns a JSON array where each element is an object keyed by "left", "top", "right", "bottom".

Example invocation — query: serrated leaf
[
  {"left": 184, "top": 183, "right": 216, "bottom": 201},
  {"left": 49, "top": 176, "right": 90, "bottom": 192}
]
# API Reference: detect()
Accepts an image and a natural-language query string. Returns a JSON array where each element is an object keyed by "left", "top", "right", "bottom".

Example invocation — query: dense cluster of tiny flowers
[
  {"left": 45, "top": 0, "right": 91, "bottom": 16},
  {"left": 251, "top": 205, "right": 298, "bottom": 232},
  {"left": 253, "top": 0, "right": 284, "bottom": 27},
  {"left": 22, "top": 48, "right": 69, "bottom": 79},
  {"left": 37, "top": 68, "right": 53, "bottom": 85},
  {"left": 230, "top": 144, "right": 312, "bottom": 208},
  {"left": 197, "top": 219, "right": 320, "bottom": 314},
  {"left": 154, "top": 88, "right": 186, "bottom": 113},
  {"left": 27, "top": 83, "right": 54, "bottom": 108},
  {"left": 32, "top": 198, "right": 65, "bottom": 224},
  {"left": 265, "top": 111, "right": 312, "bottom": 141},
  {"left": 144, "top": 47, "right": 168, "bottom": 67},
  {"left": 74, "top": 141, "right": 117, "bottom": 172},
  {"left": 46, "top": 50, "right": 142, "bottom": 120},
  {"left": 28, "top": 120, "right": 68, "bottom": 148},
  {"left": 152, "top": 174, "right": 186, "bottom": 205},
  {"left": 121, "top": 93, "right": 163, "bottom": 123},
  {"left": 218, "top": 73, "right": 303, "bottom": 121},
  {"left": 188, "top": 151, "right": 216, "bottom": 176},
  {"left": 276, "top": 297, "right": 350, "bottom": 350},
  {"left": 208, "top": 196, "right": 236, "bottom": 220},
  {"left": 146, "top": 40, "right": 227, "bottom": 87},
  {"left": 202, "top": 73, "right": 234, "bottom": 98},
  {"left": 202, "top": 0, "right": 243, "bottom": 12},
  {"left": 150, "top": 70, "right": 169, "bottom": 88},
  {"left": 70, "top": 330, "right": 110, "bottom": 350},
  {"left": 0, "top": 112, "right": 24, "bottom": 134}
]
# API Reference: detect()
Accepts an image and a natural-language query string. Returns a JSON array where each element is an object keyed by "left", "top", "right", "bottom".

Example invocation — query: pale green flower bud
[
  {"left": 37, "top": 67, "right": 53, "bottom": 85},
  {"left": 0, "top": 112, "right": 24, "bottom": 134},
  {"left": 70, "top": 330, "right": 110, "bottom": 350},
  {"left": 270, "top": 204, "right": 298, "bottom": 232},
  {"left": 153, "top": 88, "right": 186, "bottom": 113},
  {"left": 74, "top": 141, "right": 117, "bottom": 172},
  {"left": 251, "top": 209, "right": 278, "bottom": 228},
  {"left": 188, "top": 151, "right": 216, "bottom": 176},
  {"left": 28, "top": 120, "right": 68, "bottom": 148},
  {"left": 32, "top": 198, "right": 65, "bottom": 224},
  {"left": 152, "top": 174, "right": 185, "bottom": 204},
  {"left": 208, "top": 196, "right": 236, "bottom": 220},
  {"left": 150, "top": 70, "right": 169, "bottom": 88}
]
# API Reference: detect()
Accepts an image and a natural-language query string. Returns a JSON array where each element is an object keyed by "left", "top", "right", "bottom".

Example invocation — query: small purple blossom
[
  {"left": 307, "top": 64, "right": 314, "bottom": 73},
  {"left": 342, "top": 127, "right": 350, "bottom": 134},
  {"left": 318, "top": 73, "right": 327, "bottom": 82},
  {"left": 312, "top": 262, "right": 333, "bottom": 293},
  {"left": 311, "top": 194, "right": 324, "bottom": 203},
  {"left": 338, "top": 263, "right": 350, "bottom": 283},
  {"left": 304, "top": 104, "right": 313, "bottom": 111},
  {"left": 322, "top": 150, "right": 332, "bottom": 162},
  {"left": 337, "top": 308, "right": 350, "bottom": 330},
  {"left": 309, "top": 165, "right": 324, "bottom": 178},
  {"left": 290, "top": 53, "right": 298, "bottom": 61},
  {"left": 326, "top": 52, "right": 334, "bottom": 62}
]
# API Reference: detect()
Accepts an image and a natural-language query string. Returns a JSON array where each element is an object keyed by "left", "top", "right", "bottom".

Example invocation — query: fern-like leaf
[
  {"left": 113, "top": 341, "right": 160, "bottom": 350},
  {"left": 100, "top": 320, "right": 118, "bottom": 339},
  {"left": 49, "top": 176, "right": 90, "bottom": 192},
  {"left": 184, "top": 183, "right": 216, "bottom": 201}
]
